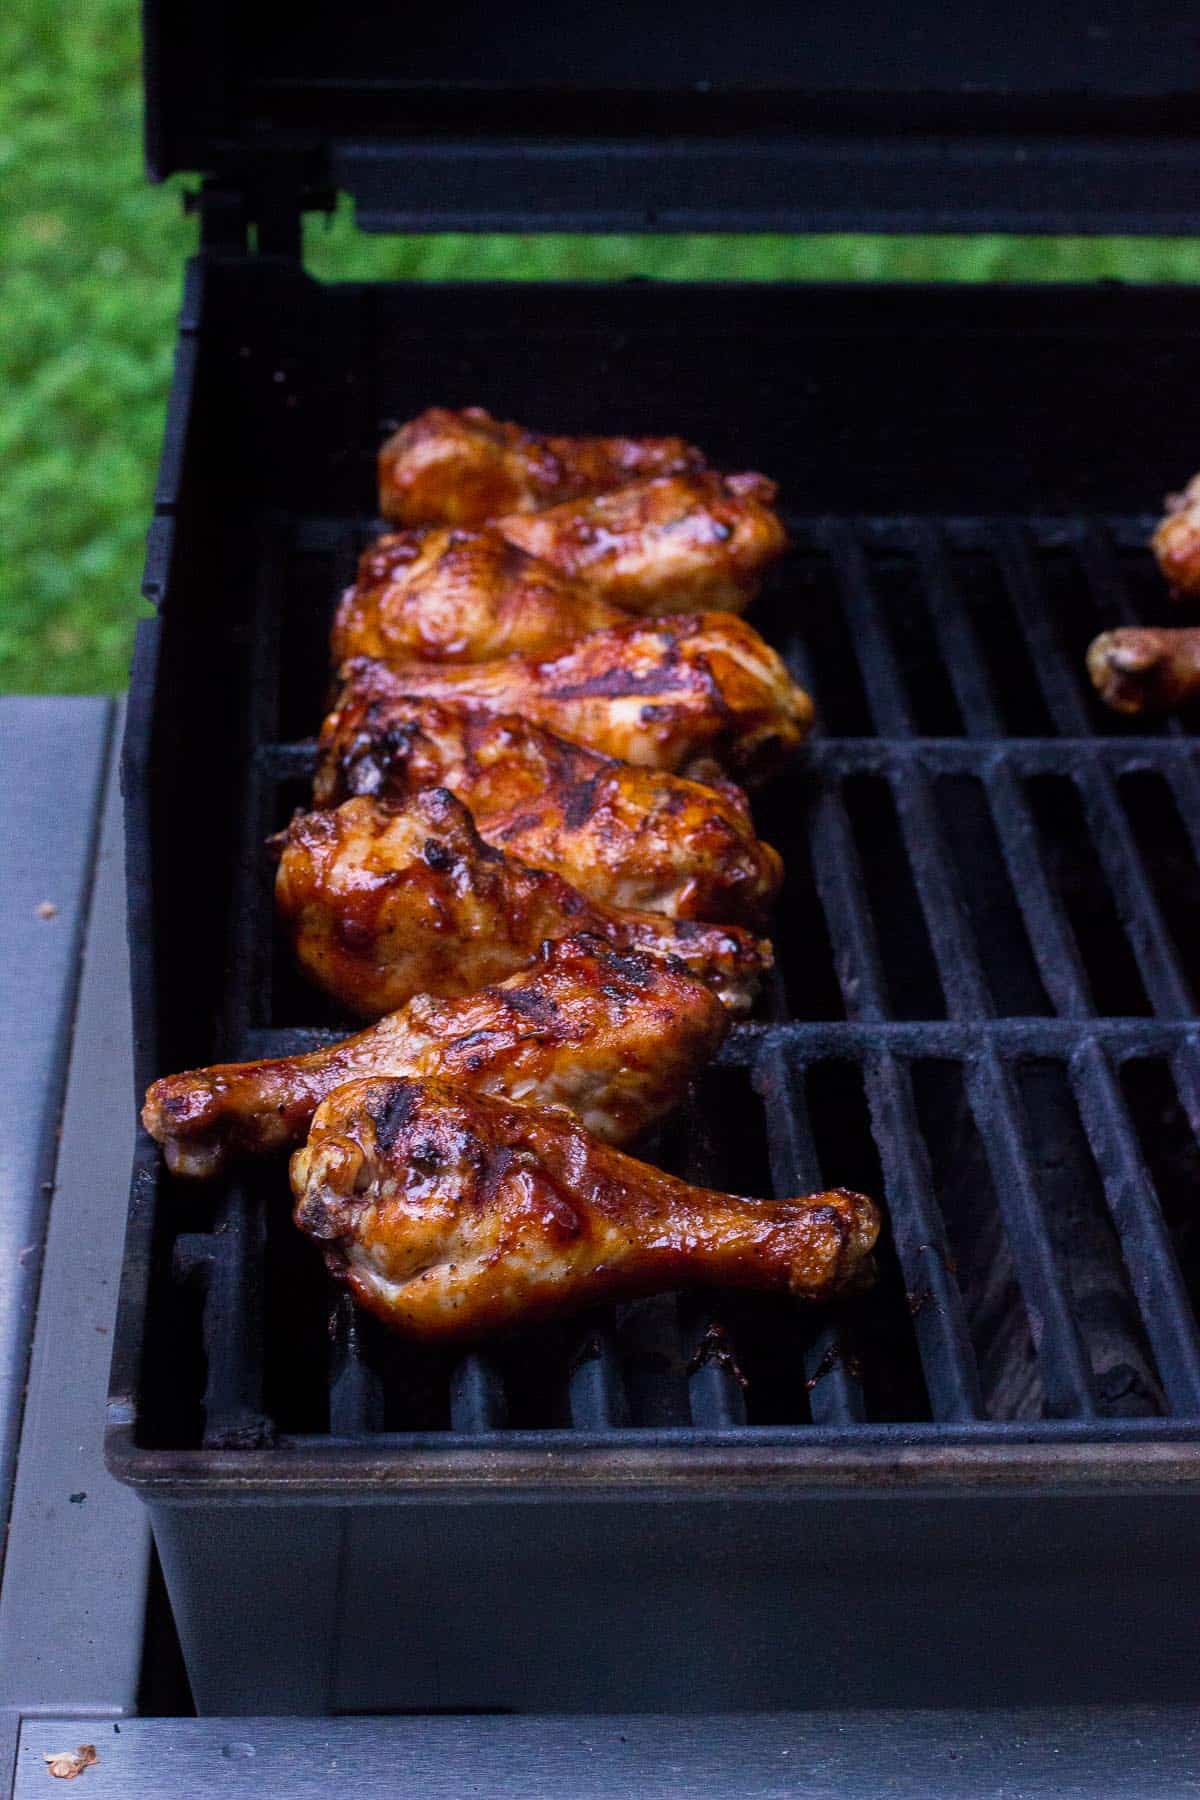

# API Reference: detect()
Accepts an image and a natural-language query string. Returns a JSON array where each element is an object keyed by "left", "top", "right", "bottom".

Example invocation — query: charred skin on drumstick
[
  {"left": 293, "top": 1077, "right": 880, "bottom": 1342},
  {"left": 378, "top": 406, "right": 707, "bottom": 527},
  {"left": 275, "top": 788, "right": 771, "bottom": 1019},
  {"left": 143, "top": 934, "right": 728, "bottom": 1178},
  {"left": 329, "top": 611, "right": 812, "bottom": 781},
  {"left": 313, "top": 697, "right": 783, "bottom": 924},
  {"left": 333, "top": 526, "right": 629, "bottom": 666}
]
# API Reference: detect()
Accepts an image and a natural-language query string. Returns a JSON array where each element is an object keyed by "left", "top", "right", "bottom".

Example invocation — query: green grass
[{"left": 6, "top": 1, "right": 1200, "bottom": 693}]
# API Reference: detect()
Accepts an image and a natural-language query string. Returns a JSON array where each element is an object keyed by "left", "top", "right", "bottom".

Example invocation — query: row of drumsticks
[{"left": 143, "top": 408, "right": 880, "bottom": 1344}]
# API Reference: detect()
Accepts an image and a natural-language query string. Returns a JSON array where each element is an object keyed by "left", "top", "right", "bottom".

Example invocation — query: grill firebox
[
  {"left": 110, "top": 273, "right": 1200, "bottom": 1713},
  {"left": 135, "top": 507, "right": 1200, "bottom": 1453}
]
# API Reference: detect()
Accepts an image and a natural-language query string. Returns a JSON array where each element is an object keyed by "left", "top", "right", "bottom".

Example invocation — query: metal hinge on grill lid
[{"left": 186, "top": 168, "right": 336, "bottom": 258}]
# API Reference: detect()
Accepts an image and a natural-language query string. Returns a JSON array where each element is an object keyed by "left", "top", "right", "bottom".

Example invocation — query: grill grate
[{"left": 147, "top": 509, "right": 1200, "bottom": 1454}]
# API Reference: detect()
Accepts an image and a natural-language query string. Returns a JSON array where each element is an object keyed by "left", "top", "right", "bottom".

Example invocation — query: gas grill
[
  {"left": 48, "top": 0, "right": 1200, "bottom": 1760},
  {"left": 109, "top": 291, "right": 1200, "bottom": 1716}
]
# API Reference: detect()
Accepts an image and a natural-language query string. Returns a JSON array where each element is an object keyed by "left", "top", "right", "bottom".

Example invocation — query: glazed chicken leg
[
  {"left": 276, "top": 789, "right": 771, "bottom": 1018},
  {"left": 333, "top": 526, "right": 629, "bottom": 667},
  {"left": 1087, "top": 626, "right": 1200, "bottom": 715},
  {"left": 293, "top": 1078, "right": 880, "bottom": 1342},
  {"left": 331, "top": 611, "right": 812, "bottom": 781},
  {"left": 378, "top": 406, "right": 707, "bottom": 527},
  {"left": 143, "top": 933, "right": 727, "bottom": 1178},
  {"left": 1152, "top": 472, "right": 1200, "bottom": 600},
  {"left": 497, "top": 471, "right": 788, "bottom": 615},
  {"left": 314, "top": 697, "right": 783, "bottom": 923}
]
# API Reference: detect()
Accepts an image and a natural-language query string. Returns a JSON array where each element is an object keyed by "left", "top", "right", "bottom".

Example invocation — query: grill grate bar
[
  {"left": 328, "top": 1294, "right": 385, "bottom": 1435},
  {"left": 1072, "top": 764, "right": 1194, "bottom": 1017},
  {"left": 981, "top": 758, "right": 1093, "bottom": 1018},
  {"left": 819, "top": 520, "right": 916, "bottom": 736},
  {"left": 806, "top": 778, "right": 890, "bottom": 1021},
  {"left": 196, "top": 1187, "right": 270, "bottom": 1450},
  {"left": 1171, "top": 1034, "right": 1200, "bottom": 1113},
  {"left": 761, "top": 955, "right": 792, "bottom": 1025},
  {"left": 1161, "top": 757, "right": 1200, "bottom": 873},
  {"left": 1075, "top": 522, "right": 1147, "bottom": 631},
  {"left": 776, "top": 600, "right": 817, "bottom": 699},
  {"left": 257, "top": 740, "right": 319, "bottom": 783},
  {"left": 803, "top": 738, "right": 1200, "bottom": 772},
  {"left": 568, "top": 1322, "right": 630, "bottom": 1429},
  {"left": 681, "top": 1304, "right": 749, "bottom": 1429},
  {"left": 908, "top": 520, "right": 1005, "bottom": 736},
  {"left": 862, "top": 1053, "right": 982, "bottom": 1420},
  {"left": 240, "top": 1018, "right": 1200, "bottom": 1065},
  {"left": 886, "top": 762, "right": 991, "bottom": 1020},
  {"left": 754, "top": 1044, "right": 865, "bottom": 1423},
  {"left": 992, "top": 521, "right": 1094, "bottom": 736},
  {"left": 1069, "top": 1041, "right": 1200, "bottom": 1413},
  {"left": 1166, "top": 1037, "right": 1200, "bottom": 1204},
  {"left": 262, "top": 733, "right": 1200, "bottom": 788},
  {"left": 449, "top": 1354, "right": 509, "bottom": 1432},
  {"left": 678, "top": 1089, "right": 748, "bottom": 1428},
  {"left": 966, "top": 1051, "right": 1099, "bottom": 1418}
]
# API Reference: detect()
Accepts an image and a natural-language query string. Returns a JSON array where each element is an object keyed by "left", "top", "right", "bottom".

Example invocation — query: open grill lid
[{"left": 144, "top": 0, "right": 1200, "bottom": 234}]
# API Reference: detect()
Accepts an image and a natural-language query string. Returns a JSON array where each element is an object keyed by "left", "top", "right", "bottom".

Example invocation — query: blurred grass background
[{"left": 6, "top": 0, "right": 1200, "bottom": 693}]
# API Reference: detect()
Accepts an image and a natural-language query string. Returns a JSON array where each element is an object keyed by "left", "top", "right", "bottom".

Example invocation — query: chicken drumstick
[
  {"left": 1087, "top": 626, "right": 1200, "bottom": 715},
  {"left": 1152, "top": 472, "right": 1200, "bottom": 601},
  {"left": 143, "top": 933, "right": 727, "bottom": 1178},
  {"left": 378, "top": 406, "right": 706, "bottom": 527},
  {"left": 294, "top": 1078, "right": 879, "bottom": 1342},
  {"left": 276, "top": 788, "right": 771, "bottom": 1018},
  {"left": 333, "top": 526, "right": 629, "bottom": 667},
  {"left": 314, "top": 697, "right": 783, "bottom": 923},
  {"left": 331, "top": 611, "right": 812, "bottom": 781},
  {"left": 497, "top": 471, "right": 787, "bottom": 616}
]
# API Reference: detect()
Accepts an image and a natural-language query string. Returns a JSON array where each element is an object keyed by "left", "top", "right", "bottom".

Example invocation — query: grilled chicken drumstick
[
  {"left": 276, "top": 789, "right": 770, "bottom": 1018},
  {"left": 1152, "top": 472, "right": 1200, "bottom": 600},
  {"left": 1087, "top": 626, "right": 1200, "bottom": 715},
  {"left": 143, "top": 934, "right": 727, "bottom": 1178},
  {"left": 293, "top": 1078, "right": 880, "bottom": 1342},
  {"left": 497, "top": 471, "right": 787, "bottom": 615},
  {"left": 330, "top": 612, "right": 811, "bottom": 781},
  {"left": 314, "top": 697, "right": 783, "bottom": 923},
  {"left": 379, "top": 407, "right": 706, "bottom": 527},
  {"left": 334, "top": 526, "right": 629, "bottom": 666}
]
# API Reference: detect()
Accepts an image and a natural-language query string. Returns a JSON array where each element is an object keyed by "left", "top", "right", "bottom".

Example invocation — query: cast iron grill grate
[{"left": 149, "top": 508, "right": 1200, "bottom": 1451}]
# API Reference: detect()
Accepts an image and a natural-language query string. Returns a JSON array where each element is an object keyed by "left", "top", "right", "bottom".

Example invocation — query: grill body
[{"left": 110, "top": 266, "right": 1200, "bottom": 1712}]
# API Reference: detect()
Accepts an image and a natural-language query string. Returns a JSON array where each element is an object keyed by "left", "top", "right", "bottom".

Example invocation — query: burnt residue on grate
[{"left": 134, "top": 512, "right": 1200, "bottom": 1454}]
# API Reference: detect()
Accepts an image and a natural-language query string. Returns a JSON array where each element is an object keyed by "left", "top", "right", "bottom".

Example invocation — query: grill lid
[{"left": 144, "top": 0, "right": 1200, "bottom": 233}]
